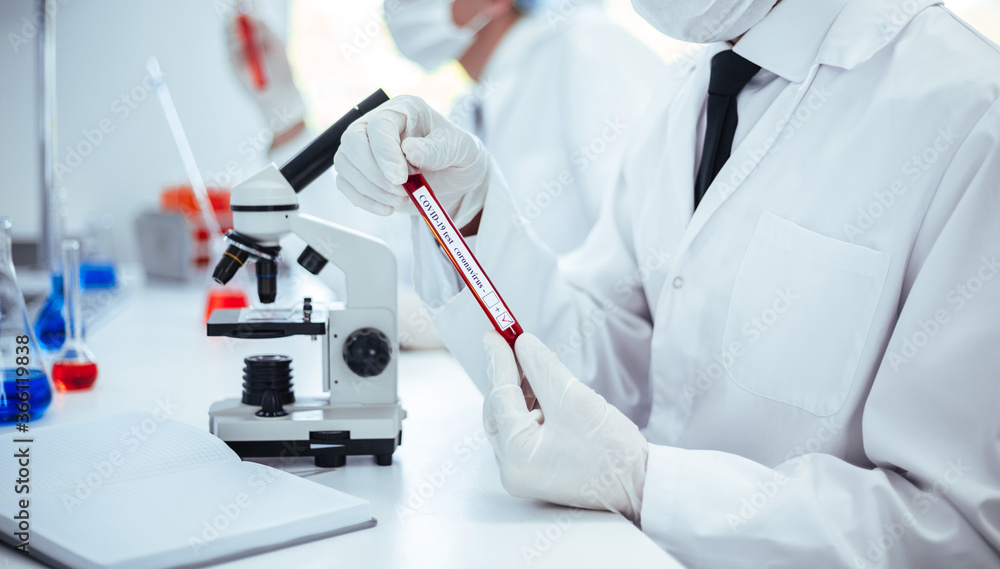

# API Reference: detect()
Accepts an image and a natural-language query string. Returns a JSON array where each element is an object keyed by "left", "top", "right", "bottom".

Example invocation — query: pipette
[
  {"left": 148, "top": 56, "right": 249, "bottom": 315},
  {"left": 147, "top": 56, "right": 223, "bottom": 243},
  {"left": 403, "top": 174, "right": 523, "bottom": 348}
]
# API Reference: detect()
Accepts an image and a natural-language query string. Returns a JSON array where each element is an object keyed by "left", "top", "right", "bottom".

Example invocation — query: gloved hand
[
  {"left": 225, "top": 13, "right": 306, "bottom": 137},
  {"left": 482, "top": 331, "right": 649, "bottom": 523},
  {"left": 333, "top": 94, "right": 490, "bottom": 225}
]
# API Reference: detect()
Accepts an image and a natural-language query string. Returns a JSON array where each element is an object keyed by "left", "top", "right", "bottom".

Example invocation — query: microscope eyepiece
[{"left": 213, "top": 245, "right": 250, "bottom": 285}]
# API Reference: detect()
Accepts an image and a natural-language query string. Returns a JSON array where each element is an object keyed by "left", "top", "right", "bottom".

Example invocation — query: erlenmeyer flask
[
  {"left": 0, "top": 218, "right": 53, "bottom": 423},
  {"left": 51, "top": 240, "right": 98, "bottom": 391}
]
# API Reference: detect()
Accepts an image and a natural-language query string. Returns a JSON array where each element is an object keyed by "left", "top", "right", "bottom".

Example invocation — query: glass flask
[
  {"left": 34, "top": 271, "right": 65, "bottom": 350},
  {"left": 35, "top": 185, "right": 68, "bottom": 350},
  {"left": 80, "top": 212, "right": 118, "bottom": 290},
  {"left": 51, "top": 240, "right": 99, "bottom": 391},
  {"left": 0, "top": 218, "right": 53, "bottom": 423}
]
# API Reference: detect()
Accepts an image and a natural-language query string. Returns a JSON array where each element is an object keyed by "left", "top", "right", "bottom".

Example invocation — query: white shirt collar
[{"left": 735, "top": 0, "right": 943, "bottom": 83}]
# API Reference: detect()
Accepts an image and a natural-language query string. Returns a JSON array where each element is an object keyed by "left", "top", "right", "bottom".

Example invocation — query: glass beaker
[
  {"left": 0, "top": 218, "right": 53, "bottom": 423},
  {"left": 80, "top": 212, "right": 118, "bottom": 290},
  {"left": 51, "top": 240, "right": 99, "bottom": 391}
]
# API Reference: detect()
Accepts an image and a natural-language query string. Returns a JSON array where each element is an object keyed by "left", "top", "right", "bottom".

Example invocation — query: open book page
[
  {"left": 0, "top": 414, "right": 372, "bottom": 569},
  {"left": 0, "top": 412, "right": 236, "bottom": 500},
  {"left": 26, "top": 461, "right": 371, "bottom": 569}
]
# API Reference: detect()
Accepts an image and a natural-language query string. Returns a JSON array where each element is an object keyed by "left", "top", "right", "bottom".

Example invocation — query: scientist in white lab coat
[{"left": 334, "top": 0, "right": 1000, "bottom": 566}]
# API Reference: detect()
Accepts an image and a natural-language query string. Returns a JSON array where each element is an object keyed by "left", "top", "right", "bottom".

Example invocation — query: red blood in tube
[
  {"left": 52, "top": 361, "right": 98, "bottom": 391},
  {"left": 402, "top": 173, "right": 523, "bottom": 348}
]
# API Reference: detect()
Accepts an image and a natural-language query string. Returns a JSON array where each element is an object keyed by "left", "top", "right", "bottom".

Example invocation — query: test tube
[
  {"left": 237, "top": 4, "right": 268, "bottom": 90},
  {"left": 403, "top": 174, "right": 523, "bottom": 347}
]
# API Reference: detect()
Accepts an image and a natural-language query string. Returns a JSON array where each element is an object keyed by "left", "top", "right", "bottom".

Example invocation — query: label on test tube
[{"left": 403, "top": 174, "right": 523, "bottom": 346}]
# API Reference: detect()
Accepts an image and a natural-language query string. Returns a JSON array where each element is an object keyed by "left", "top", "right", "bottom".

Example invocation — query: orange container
[{"left": 160, "top": 186, "right": 232, "bottom": 267}]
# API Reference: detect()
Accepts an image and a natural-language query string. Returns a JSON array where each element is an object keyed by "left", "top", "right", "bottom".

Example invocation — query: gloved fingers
[
  {"left": 366, "top": 109, "right": 412, "bottom": 186},
  {"left": 517, "top": 364, "right": 540, "bottom": 414},
  {"left": 484, "top": 331, "right": 519, "bottom": 389},
  {"left": 336, "top": 176, "right": 393, "bottom": 216},
  {"left": 514, "top": 333, "right": 576, "bottom": 415},
  {"left": 483, "top": 332, "right": 540, "bottom": 443},
  {"left": 395, "top": 198, "right": 420, "bottom": 216},
  {"left": 339, "top": 122, "right": 409, "bottom": 197},
  {"left": 335, "top": 158, "right": 409, "bottom": 209},
  {"left": 484, "top": 385, "right": 542, "bottom": 480},
  {"left": 401, "top": 130, "right": 467, "bottom": 173}
]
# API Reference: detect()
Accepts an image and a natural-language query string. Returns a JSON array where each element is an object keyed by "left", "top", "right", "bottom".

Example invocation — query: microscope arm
[
  {"left": 280, "top": 90, "right": 389, "bottom": 192},
  {"left": 291, "top": 214, "right": 397, "bottom": 312}
]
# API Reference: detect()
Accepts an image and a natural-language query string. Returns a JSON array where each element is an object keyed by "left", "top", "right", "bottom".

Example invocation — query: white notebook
[{"left": 0, "top": 412, "right": 374, "bottom": 569}]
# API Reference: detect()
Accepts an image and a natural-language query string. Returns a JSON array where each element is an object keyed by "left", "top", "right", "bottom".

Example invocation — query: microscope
[{"left": 206, "top": 89, "right": 405, "bottom": 467}]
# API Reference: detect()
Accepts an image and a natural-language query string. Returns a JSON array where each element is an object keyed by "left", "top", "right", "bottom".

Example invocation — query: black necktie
[{"left": 694, "top": 50, "right": 761, "bottom": 209}]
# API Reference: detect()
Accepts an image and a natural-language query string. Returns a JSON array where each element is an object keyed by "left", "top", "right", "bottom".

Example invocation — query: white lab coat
[
  {"left": 447, "top": 6, "right": 668, "bottom": 255},
  {"left": 413, "top": 0, "right": 1000, "bottom": 565}
]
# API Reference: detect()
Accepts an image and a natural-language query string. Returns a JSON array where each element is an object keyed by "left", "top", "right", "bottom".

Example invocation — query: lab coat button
[{"left": 673, "top": 277, "right": 684, "bottom": 289}]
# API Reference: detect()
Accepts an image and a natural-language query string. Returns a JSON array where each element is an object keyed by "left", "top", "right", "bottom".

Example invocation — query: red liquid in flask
[
  {"left": 402, "top": 173, "right": 523, "bottom": 347},
  {"left": 52, "top": 361, "right": 99, "bottom": 391}
]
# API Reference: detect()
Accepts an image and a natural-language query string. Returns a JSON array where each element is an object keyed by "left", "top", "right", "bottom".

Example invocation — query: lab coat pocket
[{"left": 722, "top": 211, "right": 890, "bottom": 416}]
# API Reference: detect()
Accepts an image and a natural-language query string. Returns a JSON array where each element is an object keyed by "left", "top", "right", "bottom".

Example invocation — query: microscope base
[{"left": 209, "top": 397, "right": 405, "bottom": 467}]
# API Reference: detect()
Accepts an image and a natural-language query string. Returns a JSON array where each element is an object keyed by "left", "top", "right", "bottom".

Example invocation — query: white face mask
[
  {"left": 630, "top": 0, "right": 779, "bottom": 44},
  {"left": 385, "top": 0, "right": 492, "bottom": 71}
]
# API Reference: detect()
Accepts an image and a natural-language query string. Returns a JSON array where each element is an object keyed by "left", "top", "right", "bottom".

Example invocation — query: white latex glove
[
  {"left": 225, "top": 13, "right": 305, "bottom": 135},
  {"left": 333, "top": 94, "right": 489, "bottom": 226},
  {"left": 482, "top": 331, "right": 649, "bottom": 523}
]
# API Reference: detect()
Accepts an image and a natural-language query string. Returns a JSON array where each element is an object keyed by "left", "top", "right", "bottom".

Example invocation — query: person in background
[
  {"left": 224, "top": 8, "right": 440, "bottom": 348},
  {"left": 382, "top": 0, "right": 669, "bottom": 255}
]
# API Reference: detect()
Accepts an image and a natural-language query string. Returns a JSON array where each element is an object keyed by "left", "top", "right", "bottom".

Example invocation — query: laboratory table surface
[{"left": 2, "top": 281, "right": 680, "bottom": 569}]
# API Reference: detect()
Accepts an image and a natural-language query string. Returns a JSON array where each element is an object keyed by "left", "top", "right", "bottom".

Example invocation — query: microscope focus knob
[{"left": 343, "top": 328, "right": 392, "bottom": 377}]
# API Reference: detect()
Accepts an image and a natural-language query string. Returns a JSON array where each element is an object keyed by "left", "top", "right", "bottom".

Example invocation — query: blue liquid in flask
[
  {"left": 0, "top": 368, "right": 52, "bottom": 424},
  {"left": 34, "top": 272, "right": 65, "bottom": 351}
]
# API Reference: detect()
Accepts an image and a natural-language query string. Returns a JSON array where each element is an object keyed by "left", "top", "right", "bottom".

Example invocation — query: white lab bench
[{"left": 2, "top": 281, "right": 679, "bottom": 569}]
